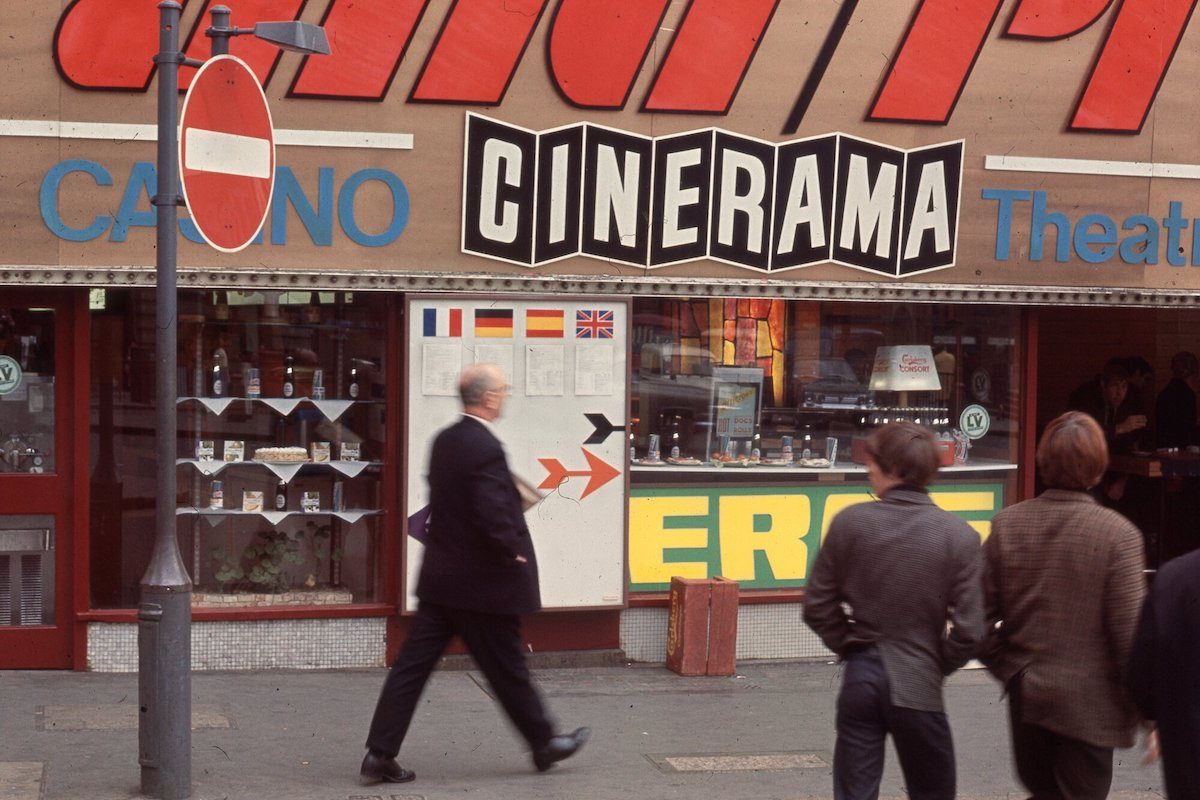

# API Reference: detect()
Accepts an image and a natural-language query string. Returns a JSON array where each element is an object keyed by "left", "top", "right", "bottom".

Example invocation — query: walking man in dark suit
[
  {"left": 803, "top": 422, "right": 985, "bottom": 800},
  {"left": 360, "top": 363, "right": 589, "bottom": 785},
  {"left": 1128, "top": 547, "right": 1200, "bottom": 799}
]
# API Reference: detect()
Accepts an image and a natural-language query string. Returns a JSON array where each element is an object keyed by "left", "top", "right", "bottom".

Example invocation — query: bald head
[{"left": 460, "top": 363, "right": 508, "bottom": 420}]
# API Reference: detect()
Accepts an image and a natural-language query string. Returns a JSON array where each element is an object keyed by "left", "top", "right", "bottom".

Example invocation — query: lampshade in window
[{"left": 868, "top": 345, "right": 942, "bottom": 392}]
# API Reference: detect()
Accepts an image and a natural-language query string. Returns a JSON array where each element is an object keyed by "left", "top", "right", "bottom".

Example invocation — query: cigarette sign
[{"left": 179, "top": 55, "right": 276, "bottom": 253}]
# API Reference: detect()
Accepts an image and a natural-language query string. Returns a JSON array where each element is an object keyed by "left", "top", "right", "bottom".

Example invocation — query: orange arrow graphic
[{"left": 537, "top": 448, "right": 621, "bottom": 499}]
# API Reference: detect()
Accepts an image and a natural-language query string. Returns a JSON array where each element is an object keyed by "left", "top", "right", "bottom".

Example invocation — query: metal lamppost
[{"left": 141, "top": 5, "right": 328, "bottom": 798}]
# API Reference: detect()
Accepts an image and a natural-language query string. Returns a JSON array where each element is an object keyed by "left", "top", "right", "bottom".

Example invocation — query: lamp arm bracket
[{"left": 152, "top": 52, "right": 203, "bottom": 69}]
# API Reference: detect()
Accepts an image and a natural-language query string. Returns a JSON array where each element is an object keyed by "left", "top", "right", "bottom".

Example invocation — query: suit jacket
[
  {"left": 803, "top": 486, "right": 985, "bottom": 712},
  {"left": 1128, "top": 549, "right": 1200, "bottom": 799},
  {"left": 981, "top": 489, "right": 1146, "bottom": 748},
  {"left": 1070, "top": 385, "right": 1144, "bottom": 454},
  {"left": 416, "top": 415, "right": 541, "bottom": 615}
]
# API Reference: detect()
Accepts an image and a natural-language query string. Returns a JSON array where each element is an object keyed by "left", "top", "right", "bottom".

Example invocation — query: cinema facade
[{"left": 3, "top": 0, "right": 1200, "bottom": 669}]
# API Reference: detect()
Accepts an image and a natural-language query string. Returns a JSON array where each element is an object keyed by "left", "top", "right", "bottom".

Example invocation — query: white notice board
[{"left": 404, "top": 297, "right": 629, "bottom": 611}]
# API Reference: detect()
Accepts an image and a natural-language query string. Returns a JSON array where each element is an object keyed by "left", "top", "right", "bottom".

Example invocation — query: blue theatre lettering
[
  {"left": 40, "top": 160, "right": 410, "bottom": 248},
  {"left": 984, "top": 188, "right": 1198, "bottom": 267}
]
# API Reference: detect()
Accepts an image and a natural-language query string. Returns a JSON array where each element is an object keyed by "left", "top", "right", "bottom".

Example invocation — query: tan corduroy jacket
[{"left": 981, "top": 489, "right": 1147, "bottom": 748}]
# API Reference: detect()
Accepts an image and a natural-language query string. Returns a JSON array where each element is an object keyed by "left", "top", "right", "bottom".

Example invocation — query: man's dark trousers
[
  {"left": 1007, "top": 674, "right": 1113, "bottom": 800},
  {"left": 365, "top": 601, "right": 554, "bottom": 756},
  {"left": 834, "top": 648, "right": 955, "bottom": 800}
]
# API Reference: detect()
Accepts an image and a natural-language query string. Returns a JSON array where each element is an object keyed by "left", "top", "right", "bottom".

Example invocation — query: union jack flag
[{"left": 575, "top": 309, "right": 614, "bottom": 339}]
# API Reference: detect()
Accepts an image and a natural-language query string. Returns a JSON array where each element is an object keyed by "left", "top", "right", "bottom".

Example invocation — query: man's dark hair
[
  {"left": 1170, "top": 351, "right": 1198, "bottom": 379},
  {"left": 865, "top": 421, "right": 940, "bottom": 488},
  {"left": 1121, "top": 356, "right": 1152, "bottom": 379},
  {"left": 1101, "top": 361, "right": 1130, "bottom": 386}
]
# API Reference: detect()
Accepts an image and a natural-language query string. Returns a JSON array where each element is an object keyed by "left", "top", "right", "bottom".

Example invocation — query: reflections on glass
[
  {"left": 88, "top": 290, "right": 387, "bottom": 609},
  {"left": 0, "top": 307, "right": 56, "bottom": 473}
]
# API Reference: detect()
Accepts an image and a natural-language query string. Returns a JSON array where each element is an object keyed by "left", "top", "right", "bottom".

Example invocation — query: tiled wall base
[
  {"left": 87, "top": 618, "right": 386, "bottom": 672},
  {"left": 192, "top": 590, "right": 354, "bottom": 608},
  {"left": 620, "top": 604, "right": 833, "bottom": 664}
]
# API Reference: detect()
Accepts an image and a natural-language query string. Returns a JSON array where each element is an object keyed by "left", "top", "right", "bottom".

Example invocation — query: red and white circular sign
[{"left": 179, "top": 55, "right": 276, "bottom": 253}]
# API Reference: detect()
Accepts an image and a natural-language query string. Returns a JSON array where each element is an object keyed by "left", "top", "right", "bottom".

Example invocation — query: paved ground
[{"left": 0, "top": 661, "right": 1165, "bottom": 800}]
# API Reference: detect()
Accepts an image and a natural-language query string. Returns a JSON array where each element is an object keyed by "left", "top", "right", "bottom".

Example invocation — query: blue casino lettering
[{"left": 39, "top": 159, "right": 410, "bottom": 247}]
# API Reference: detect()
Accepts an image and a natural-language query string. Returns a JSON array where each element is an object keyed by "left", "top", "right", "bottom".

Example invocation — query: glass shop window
[
  {"left": 630, "top": 298, "right": 1022, "bottom": 474},
  {"left": 88, "top": 290, "right": 387, "bottom": 609}
]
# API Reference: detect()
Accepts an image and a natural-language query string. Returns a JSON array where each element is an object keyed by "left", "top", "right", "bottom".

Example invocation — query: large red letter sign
[
  {"left": 1071, "top": 0, "right": 1198, "bottom": 131},
  {"left": 642, "top": 0, "right": 779, "bottom": 114},
  {"left": 54, "top": 0, "right": 166, "bottom": 90},
  {"left": 410, "top": 0, "right": 549, "bottom": 104},
  {"left": 289, "top": 0, "right": 430, "bottom": 99},
  {"left": 869, "top": 0, "right": 1005, "bottom": 124},
  {"left": 548, "top": 0, "right": 670, "bottom": 109},
  {"left": 1006, "top": 0, "right": 1113, "bottom": 37}
]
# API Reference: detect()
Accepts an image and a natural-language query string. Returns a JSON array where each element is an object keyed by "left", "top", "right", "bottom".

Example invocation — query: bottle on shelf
[
  {"left": 210, "top": 347, "right": 228, "bottom": 398},
  {"left": 669, "top": 430, "right": 681, "bottom": 459},
  {"left": 274, "top": 481, "right": 287, "bottom": 511},
  {"left": 801, "top": 433, "right": 812, "bottom": 460},
  {"left": 750, "top": 431, "right": 761, "bottom": 461},
  {"left": 282, "top": 355, "right": 296, "bottom": 398},
  {"left": 209, "top": 479, "right": 223, "bottom": 510},
  {"left": 347, "top": 365, "right": 360, "bottom": 400}
]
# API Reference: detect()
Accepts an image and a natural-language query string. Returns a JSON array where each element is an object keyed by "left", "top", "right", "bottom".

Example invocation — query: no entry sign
[{"left": 179, "top": 55, "right": 275, "bottom": 253}]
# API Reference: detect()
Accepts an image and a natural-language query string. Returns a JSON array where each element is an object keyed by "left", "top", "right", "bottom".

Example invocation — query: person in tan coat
[{"left": 981, "top": 411, "right": 1147, "bottom": 800}]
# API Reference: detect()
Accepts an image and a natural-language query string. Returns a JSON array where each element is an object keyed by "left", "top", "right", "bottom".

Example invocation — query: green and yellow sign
[{"left": 629, "top": 483, "right": 1002, "bottom": 592}]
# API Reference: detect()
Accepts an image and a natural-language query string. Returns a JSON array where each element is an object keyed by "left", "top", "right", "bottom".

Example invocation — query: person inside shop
[
  {"left": 1153, "top": 351, "right": 1200, "bottom": 563},
  {"left": 1070, "top": 360, "right": 1154, "bottom": 542},
  {"left": 1069, "top": 360, "right": 1148, "bottom": 454},
  {"left": 359, "top": 363, "right": 589, "bottom": 786},
  {"left": 1123, "top": 355, "right": 1155, "bottom": 414},
  {"left": 1154, "top": 351, "right": 1198, "bottom": 448},
  {"left": 803, "top": 421, "right": 984, "bottom": 800}
]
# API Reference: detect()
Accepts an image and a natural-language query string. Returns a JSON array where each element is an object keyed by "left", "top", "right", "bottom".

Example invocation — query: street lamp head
[{"left": 251, "top": 21, "right": 331, "bottom": 55}]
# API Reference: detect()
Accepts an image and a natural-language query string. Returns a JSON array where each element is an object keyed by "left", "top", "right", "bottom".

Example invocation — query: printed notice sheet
[
  {"left": 526, "top": 345, "right": 564, "bottom": 396},
  {"left": 575, "top": 344, "right": 614, "bottom": 395},
  {"left": 472, "top": 343, "right": 514, "bottom": 383},
  {"left": 422, "top": 342, "right": 462, "bottom": 396}
]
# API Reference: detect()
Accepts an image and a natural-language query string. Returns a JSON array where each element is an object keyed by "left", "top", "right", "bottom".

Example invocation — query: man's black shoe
[
  {"left": 533, "top": 727, "right": 591, "bottom": 772},
  {"left": 359, "top": 751, "right": 415, "bottom": 785}
]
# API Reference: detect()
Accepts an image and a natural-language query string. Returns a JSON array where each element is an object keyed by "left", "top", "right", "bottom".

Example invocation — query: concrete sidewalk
[{"left": 0, "top": 661, "right": 1164, "bottom": 800}]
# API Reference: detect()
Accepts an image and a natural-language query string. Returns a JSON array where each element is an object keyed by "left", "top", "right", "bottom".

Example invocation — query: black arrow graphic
[{"left": 584, "top": 413, "right": 626, "bottom": 445}]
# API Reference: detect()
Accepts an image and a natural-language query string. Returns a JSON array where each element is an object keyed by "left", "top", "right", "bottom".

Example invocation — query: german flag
[
  {"left": 474, "top": 308, "right": 514, "bottom": 338},
  {"left": 525, "top": 309, "right": 564, "bottom": 338}
]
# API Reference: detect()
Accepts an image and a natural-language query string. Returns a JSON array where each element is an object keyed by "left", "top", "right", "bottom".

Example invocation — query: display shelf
[
  {"left": 177, "top": 507, "right": 383, "bottom": 524},
  {"left": 631, "top": 457, "right": 1018, "bottom": 475},
  {"left": 177, "top": 396, "right": 364, "bottom": 422},
  {"left": 178, "top": 459, "right": 379, "bottom": 480}
]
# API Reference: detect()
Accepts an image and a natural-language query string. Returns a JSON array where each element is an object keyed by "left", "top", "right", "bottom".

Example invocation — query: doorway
[{"left": 0, "top": 292, "right": 81, "bottom": 668}]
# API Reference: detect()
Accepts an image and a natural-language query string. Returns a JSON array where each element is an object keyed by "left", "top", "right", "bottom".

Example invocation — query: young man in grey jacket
[{"left": 804, "top": 421, "right": 985, "bottom": 800}]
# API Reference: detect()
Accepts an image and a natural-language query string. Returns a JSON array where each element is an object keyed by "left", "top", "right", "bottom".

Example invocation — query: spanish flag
[
  {"left": 474, "top": 308, "right": 514, "bottom": 338},
  {"left": 526, "top": 309, "right": 564, "bottom": 338}
]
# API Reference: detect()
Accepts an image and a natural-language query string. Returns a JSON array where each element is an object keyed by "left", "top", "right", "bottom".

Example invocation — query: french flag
[{"left": 422, "top": 307, "right": 462, "bottom": 337}]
